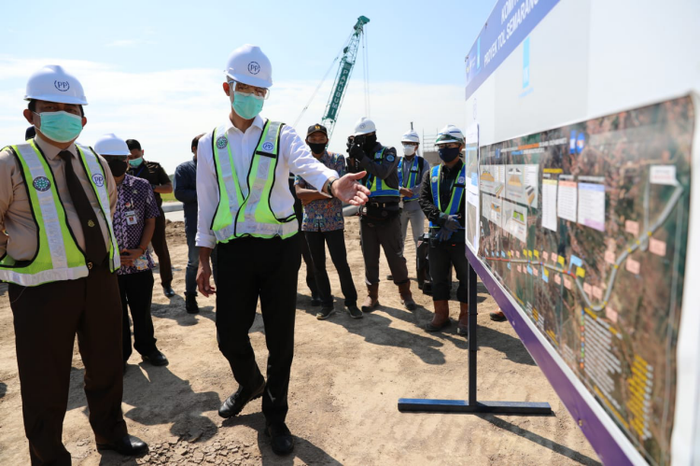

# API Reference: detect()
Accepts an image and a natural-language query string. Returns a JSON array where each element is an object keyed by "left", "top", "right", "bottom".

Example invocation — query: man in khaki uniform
[{"left": 0, "top": 65, "right": 147, "bottom": 465}]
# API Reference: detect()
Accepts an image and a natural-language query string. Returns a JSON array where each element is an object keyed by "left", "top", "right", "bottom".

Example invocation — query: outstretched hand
[{"left": 331, "top": 172, "right": 371, "bottom": 206}]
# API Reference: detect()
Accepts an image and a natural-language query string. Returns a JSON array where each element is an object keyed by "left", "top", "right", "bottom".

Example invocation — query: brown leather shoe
[
  {"left": 361, "top": 283, "right": 380, "bottom": 313},
  {"left": 490, "top": 310, "right": 507, "bottom": 322},
  {"left": 398, "top": 281, "right": 417, "bottom": 311},
  {"left": 426, "top": 300, "right": 450, "bottom": 332}
]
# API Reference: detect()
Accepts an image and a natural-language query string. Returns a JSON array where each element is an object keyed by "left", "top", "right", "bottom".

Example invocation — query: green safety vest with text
[
  {"left": 210, "top": 120, "right": 297, "bottom": 242},
  {"left": 428, "top": 164, "right": 466, "bottom": 230},
  {"left": 0, "top": 140, "right": 120, "bottom": 287},
  {"left": 363, "top": 148, "right": 400, "bottom": 198}
]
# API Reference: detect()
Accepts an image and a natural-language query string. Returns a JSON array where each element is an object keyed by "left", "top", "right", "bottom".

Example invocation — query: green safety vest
[
  {"left": 211, "top": 120, "right": 297, "bottom": 242},
  {"left": 397, "top": 156, "right": 423, "bottom": 201},
  {"left": 429, "top": 164, "right": 466, "bottom": 230},
  {"left": 0, "top": 140, "right": 120, "bottom": 286},
  {"left": 363, "top": 148, "right": 400, "bottom": 198}
]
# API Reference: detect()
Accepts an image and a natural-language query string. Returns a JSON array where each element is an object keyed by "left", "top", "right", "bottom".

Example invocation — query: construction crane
[{"left": 295, "top": 16, "right": 370, "bottom": 142}]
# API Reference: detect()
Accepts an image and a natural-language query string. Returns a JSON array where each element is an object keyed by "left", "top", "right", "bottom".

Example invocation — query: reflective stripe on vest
[
  {"left": 211, "top": 120, "right": 297, "bottom": 242},
  {"left": 363, "top": 148, "right": 400, "bottom": 198},
  {"left": 0, "top": 141, "right": 119, "bottom": 286},
  {"left": 428, "top": 164, "right": 466, "bottom": 229},
  {"left": 397, "top": 156, "right": 420, "bottom": 201},
  {"left": 75, "top": 144, "right": 121, "bottom": 272}
]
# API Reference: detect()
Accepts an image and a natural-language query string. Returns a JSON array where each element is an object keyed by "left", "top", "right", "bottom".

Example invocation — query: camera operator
[{"left": 349, "top": 117, "right": 416, "bottom": 312}]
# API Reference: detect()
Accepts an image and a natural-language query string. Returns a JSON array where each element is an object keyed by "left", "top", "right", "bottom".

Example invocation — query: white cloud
[{"left": 0, "top": 57, "right": 467, "bottom": 173}]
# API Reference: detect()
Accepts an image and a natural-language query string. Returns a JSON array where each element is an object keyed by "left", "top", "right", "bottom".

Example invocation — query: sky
[{"left": 1, "top": 0, "right": 496, "bottom": 173}]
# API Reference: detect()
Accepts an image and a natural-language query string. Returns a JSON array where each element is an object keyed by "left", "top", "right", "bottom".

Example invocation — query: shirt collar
[
  {"left": 225, "top": 114, "right": 265, "bottom": 134},
  {"left": 34, "top": 134, "right": 78, "bottom": 160}
]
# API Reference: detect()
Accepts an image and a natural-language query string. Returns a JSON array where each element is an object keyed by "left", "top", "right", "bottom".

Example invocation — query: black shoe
[
  {"left": 97, "top": 435, "right": 148, "bottom": 456},
  {"left": 265, "top": 422, "right": 294, "bottom": 456},
  {"left": 310, "top": 294, "right": 322, "bottom": 306},
  {"left": 185, "top": 293, "right": 199, "bottom": 314},
  {"left": 218, "top": 380, "right": 265, "bottom": 418},
  {"left": 347, "top": 305, "right": 363, "bottom": 319},
  {"left": 386, "top": 274, "right": 394, "bottom": 281},
  {"left": 490, "top": 311, "right": 507, "bottom": 322},
  {"left": 425, "top": 320, "right": 451, "bottom": 332},
  {"left": 163, "top": 286, "right": 176, "bottom": 298},
  {"left": 143, "top": 350, "right": 168, "bottom": 366},
  {"left": 316, "top": 306, "right": 335, "bottom": 320}
]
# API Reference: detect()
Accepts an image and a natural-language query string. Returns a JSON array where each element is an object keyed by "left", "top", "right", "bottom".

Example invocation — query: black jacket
[{"left": 174, "top": 158, "right": 198, "bottom": 235}]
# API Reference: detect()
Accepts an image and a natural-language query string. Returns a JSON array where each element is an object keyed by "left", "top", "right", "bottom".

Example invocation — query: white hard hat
[
  {"left": 435, "top": 125, "right": 465, "bottom": 145},
  {"left": 94, "top": 133, "right": 130, "bottom": 156},
  {"left": 24, "top": 65, "right": 87, "bottom": 105},
  {"left": 401, "top": 130, "right": 420, "bottom": 143},
  {"left": 353, "top": 117, "right": 376, "bottom": 136},
  {"left": 225, "top": 44, "right": 273, "bottom": 88}
]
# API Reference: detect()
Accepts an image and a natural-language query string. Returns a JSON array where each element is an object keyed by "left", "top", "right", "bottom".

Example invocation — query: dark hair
[
  {"left": 125, "top": 139, "right": 142, "bottom": 151},
  {"left": 25, "top": 126, "right": 36, "bottom": 141},
  {"left": 191, "top": 133, "right": 206, "bottom": 152},
  {"left": 27, "top": 99, "right": 84, "bottom": 117}
]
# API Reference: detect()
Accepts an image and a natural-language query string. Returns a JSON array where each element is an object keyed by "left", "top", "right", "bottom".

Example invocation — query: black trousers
[
  {"left": 360, "top": 215, "right": 409, "bottom": 285},
  {"left": 151, "top": 210, "right": 173, "bottom": 288},
  {"left": 429, "top": 241, "right": 468, "bottom": 302},
  {"left": 9, "top": 267, "right": 128, "bottom": 466},
  {"left": 119, "top": 270, "right": 158, "bottom": 362},
  {"left": 305, "top": 229, "right": 357, "bottom": 307},
  {"left": 215, "top": 234, "right": 301, "bottom": 424}
]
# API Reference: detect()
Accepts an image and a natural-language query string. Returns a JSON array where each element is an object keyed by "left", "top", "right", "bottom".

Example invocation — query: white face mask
[{"left": 402, "top": 144, "right": 416, "bottom": 156}]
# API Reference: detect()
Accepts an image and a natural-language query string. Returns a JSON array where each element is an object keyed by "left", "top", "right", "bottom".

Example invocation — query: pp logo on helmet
[
  {"left": 216, "top": 136, "right": 228, "bottom": 149},
  {"left": 359, "top": 124, "right": 366, "bottom": 130},
  {"left": 92, "top": 173, "right": 105, "bottom": 187},
  {"left": 248, "top": 61, "right": 260, "bottom": 75},
  {"left": 54, "top": 80, "right": 70, "bottom": 92},
  {"left": 33, "top": 176, "right": 51, "bottom": 192},
  {"left": 262, "top": 142, "right": 274, "bottom": 152}
]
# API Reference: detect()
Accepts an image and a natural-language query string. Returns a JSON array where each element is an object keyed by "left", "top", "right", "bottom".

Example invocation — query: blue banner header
[{"left": 465, "top": 0, "right": 560, "bottom": 100}]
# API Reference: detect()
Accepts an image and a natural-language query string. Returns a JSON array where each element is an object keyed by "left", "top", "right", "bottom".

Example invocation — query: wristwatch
[{"left": 326, "top": 178, "right": 338, "bottom": 198}]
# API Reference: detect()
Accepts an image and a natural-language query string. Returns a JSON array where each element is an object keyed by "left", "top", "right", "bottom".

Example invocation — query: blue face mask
[
  {"left": 232, "top": 91, "right": 264, "bottom": 120},
  {"left": 129, "top": 157, "right": 144, "bottom": 168},
  {"left": 36, "top": 111, "right": 83, "bottom": 143},
  {"left": 438, "top": 147, "right": 461, "bottom": 163}
]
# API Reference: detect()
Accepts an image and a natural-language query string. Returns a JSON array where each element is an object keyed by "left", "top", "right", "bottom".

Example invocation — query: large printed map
[{"left": 473, "top": 96, "right": 695, "bottom": 466}]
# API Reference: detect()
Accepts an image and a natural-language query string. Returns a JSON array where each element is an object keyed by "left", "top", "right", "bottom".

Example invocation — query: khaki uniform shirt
[{"left": 0, "top": 135, "right": 117, "bottom": 262}]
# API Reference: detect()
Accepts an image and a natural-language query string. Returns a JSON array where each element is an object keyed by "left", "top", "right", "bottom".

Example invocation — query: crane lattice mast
[{"left": 321, "top": 15, "right": 370, "bottom": 141}]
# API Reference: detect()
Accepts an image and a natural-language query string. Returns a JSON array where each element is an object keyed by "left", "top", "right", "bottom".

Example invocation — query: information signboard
[{"left": 462, "top": 0, "right": 700, "bottom": 464}]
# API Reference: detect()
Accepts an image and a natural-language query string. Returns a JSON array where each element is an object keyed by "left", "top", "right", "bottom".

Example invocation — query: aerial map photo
[{"left": 475, "top": 95, "right": 695, "bottom": 466}]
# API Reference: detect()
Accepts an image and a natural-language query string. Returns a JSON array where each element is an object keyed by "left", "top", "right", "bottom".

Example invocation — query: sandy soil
[{"left": 0, "top": 218, "right": 601, "bottom": 465}]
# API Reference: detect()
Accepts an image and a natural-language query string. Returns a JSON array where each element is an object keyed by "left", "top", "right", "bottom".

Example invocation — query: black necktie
[{"left": 58, "top": 151, "right": 108, "bottom": 268}]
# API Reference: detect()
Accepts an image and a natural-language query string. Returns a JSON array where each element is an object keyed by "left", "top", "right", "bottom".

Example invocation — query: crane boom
[{"left": 321, "top": 15, "right": 369, "bottom": 141}]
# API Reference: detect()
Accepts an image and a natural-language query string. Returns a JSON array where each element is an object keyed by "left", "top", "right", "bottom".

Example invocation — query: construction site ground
[{"left": 0, "top": 218, "right": 601, "bottom": 465}]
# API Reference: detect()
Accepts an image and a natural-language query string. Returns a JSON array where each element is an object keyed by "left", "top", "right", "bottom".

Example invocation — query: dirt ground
[{"left": 0, "top": 217, "right": 601, "bottom": 465}]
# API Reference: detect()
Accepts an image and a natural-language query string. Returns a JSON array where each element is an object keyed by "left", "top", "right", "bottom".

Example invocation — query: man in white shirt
[{"left": 195, "top": 44, "right": 369, "bottom": 456}]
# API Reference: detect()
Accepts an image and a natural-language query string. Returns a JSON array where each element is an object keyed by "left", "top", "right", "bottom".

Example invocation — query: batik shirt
[
  {"left": 114, "top": 174, "right": 160, "bottom": 275},
  {"left": 295, "top": 151, "right": 346, "bottom": 232}
]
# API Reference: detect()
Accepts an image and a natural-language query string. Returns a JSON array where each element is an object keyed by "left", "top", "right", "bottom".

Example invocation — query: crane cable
[
  {"left": 293, "top": 34, "right": 353, "bottom": 128},
  {"left": 362, "top": 27, "right": 370, "bottom": 118}
]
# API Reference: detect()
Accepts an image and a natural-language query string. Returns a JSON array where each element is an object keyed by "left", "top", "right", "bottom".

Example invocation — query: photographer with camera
[{"left": 349, "top": 117, "right": 416, "bottom": 313}]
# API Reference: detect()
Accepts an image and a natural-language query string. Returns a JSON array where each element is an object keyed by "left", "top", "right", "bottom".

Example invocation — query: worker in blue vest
[
  {"left": 0, "top": 65, "right": 147, "bottom": 463},
  {"left": 418, "top": 125, "right": 469, "bottom": 335},
  {"left": 397, "top": 129, "right": 429, "bottom": 274},
  {"left": 349, "top": 117, "right": 417, "bottom": 312},
  {"left": 195, "top": 44, "right": 370, "bottom": 456}
]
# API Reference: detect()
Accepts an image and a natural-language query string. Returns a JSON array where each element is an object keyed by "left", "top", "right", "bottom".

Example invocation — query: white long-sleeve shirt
[{"left": 196, "top": 115, "right": 338, "bottom": 249}]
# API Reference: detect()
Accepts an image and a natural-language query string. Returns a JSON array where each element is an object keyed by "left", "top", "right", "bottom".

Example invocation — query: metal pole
[{"left": 468, "top": 263, "right": 478, "bottom": 406}]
